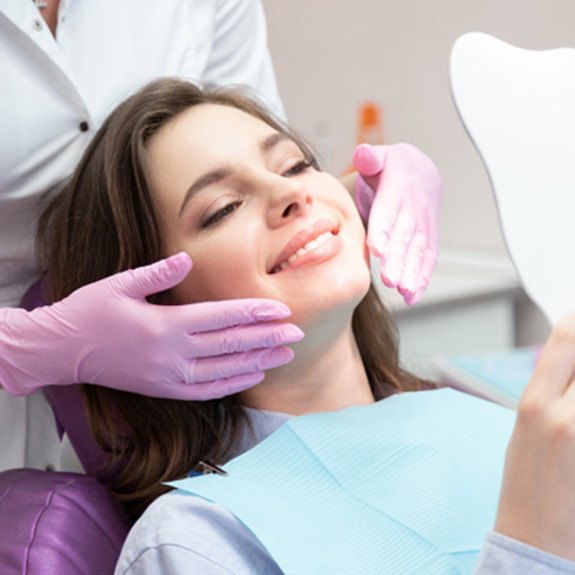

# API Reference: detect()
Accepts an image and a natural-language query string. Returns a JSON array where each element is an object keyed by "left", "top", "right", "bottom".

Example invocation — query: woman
[
  {"left": 0, "top": 0, "right": 441, "bottom": 476},
  {"left": 39, "top": 79, "right": 575, "bottom": 574}
]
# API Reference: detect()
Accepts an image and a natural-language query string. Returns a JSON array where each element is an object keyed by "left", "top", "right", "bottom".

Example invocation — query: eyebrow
[{"left": 178, "top": 132, "right": 293, "bottom": 217}]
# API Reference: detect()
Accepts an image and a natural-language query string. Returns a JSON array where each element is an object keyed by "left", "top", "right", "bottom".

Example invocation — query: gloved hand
[
  {"left": 353, "top": 143, "right": 442, "bottom": 305},
  {"left": 0, "top": 252, "right": 303, "bottom": 400}
]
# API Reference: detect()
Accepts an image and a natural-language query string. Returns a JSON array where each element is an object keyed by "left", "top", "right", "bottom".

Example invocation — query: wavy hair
[{"left": 38, "top": 78, "right": 432, "bottom": 517}]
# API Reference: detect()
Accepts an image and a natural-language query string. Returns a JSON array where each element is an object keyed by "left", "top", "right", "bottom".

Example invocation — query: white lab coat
[{"left": 0, "top": 0, "right": 283, "bottom": 471}]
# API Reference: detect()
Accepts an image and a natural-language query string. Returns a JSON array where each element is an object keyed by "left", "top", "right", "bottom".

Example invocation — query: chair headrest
[{"left": 0, "top": 468, "right": 131, "bottom": 575}]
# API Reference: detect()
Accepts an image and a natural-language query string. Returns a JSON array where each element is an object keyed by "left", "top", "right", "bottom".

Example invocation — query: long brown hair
[{"left": 38, "top": 78, "right": 431, "bottom": 517}]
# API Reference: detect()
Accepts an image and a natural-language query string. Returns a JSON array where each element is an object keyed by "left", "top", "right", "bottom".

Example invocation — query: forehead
[
  {"left": 151, "top": 103, "right": 277, "bottom": 156},
  {"left": 145, "top": 102, "right": 290, "bottom": 210}
]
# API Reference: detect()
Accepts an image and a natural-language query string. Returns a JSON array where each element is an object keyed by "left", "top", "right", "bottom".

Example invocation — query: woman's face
[{"left": 146, "top": 103, "right": 371, "bottom": 327}]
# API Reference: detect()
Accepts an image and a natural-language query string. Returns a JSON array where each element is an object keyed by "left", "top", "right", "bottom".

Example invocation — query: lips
[{"left": 269, "top": 219, "right": 340, "bottom": 274}]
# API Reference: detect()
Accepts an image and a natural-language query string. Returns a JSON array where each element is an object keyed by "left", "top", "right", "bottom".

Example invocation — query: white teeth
[{"left": 272, "top": 231, "right": 333, "bottom": 273}]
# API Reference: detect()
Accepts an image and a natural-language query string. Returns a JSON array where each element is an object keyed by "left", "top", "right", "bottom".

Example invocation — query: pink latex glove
[
  {"left": 0, "top": 252, "right": 303, "bottom": 400},
  {"left": 353, "top": 143, "right": 442, "bottom": 305}
]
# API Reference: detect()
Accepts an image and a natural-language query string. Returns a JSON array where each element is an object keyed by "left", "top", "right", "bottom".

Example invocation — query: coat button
[{"left": 79, "top": 121, "right": 90, "bottom": 132}]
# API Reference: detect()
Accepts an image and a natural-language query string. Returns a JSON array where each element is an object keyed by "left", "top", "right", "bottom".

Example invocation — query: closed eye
[
  {"left": 201, "top": 200, "right": 242, "bottom": 228},
  {"left": 283, "top": 160, "right": 314, "bottom": 177}
]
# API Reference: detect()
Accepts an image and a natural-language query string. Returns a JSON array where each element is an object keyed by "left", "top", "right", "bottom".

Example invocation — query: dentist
[{"left": 0, "top": 0, "right": 441, "bottom": 472}]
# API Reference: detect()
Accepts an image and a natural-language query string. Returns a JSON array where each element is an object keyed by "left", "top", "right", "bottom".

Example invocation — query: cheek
[
  {"left": 345, "top": 205, "right": 369, "bottom": 268},
  {"left": 318, "top": 175, "right": 367, "bottom": 242},
  {"left": 171, "top": 250, "right": 262, "bottom": 304},
  {"left": 164, "top": 221, "right": 261, "bottom": 302},
  {"left": 332, "top": 225, "right": 372, "bottom": 305}
]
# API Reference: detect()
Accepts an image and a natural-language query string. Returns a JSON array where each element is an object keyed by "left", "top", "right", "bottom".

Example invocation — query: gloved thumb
[
  {"left": 111, "top": 252, "right": 193, "bottom": 299},
  {"left": 352, "top": 143, "right": 388, "bottom": 177}
]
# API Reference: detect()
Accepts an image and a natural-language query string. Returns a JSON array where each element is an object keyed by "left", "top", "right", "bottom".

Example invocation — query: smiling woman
[
  {"left": 36, "top": 79, "right": 575, "bottom": 575},
  {"left": 148, "top": 101, "right": 368, "bottom": 320},
  {"left": 37, "top": 78, "right": 428, "bottom": 518}
]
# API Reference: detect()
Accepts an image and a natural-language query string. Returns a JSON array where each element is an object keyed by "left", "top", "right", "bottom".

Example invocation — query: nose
[{"left": 266, "top": 175, "right": 313, "bottom": 228}]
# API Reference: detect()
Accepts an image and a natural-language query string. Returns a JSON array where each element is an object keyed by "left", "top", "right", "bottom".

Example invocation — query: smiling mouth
[{"left": 270, "top": 230, "right": 338, "bottom": 274}]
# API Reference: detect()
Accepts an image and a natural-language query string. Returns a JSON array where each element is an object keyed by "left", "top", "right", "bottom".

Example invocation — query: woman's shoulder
[{"left": 115, "top": 490, "right": 282, "bottom": 575}]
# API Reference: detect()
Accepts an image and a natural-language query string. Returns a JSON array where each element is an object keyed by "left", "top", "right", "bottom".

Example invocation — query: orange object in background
[
  {"left": 357, "top": 101, "right": 384, "bottom": 146},
  {"left": 343, "top": 101, "right": 384, "bottom": 174}
]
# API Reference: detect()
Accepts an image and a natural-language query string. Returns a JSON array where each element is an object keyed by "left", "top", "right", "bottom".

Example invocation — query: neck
[
  {"left": 239, "top": 317, "right": 374, "bottom": 415},
  {"left": 35, "top": 0, "right": 60, "bottom": 37}
]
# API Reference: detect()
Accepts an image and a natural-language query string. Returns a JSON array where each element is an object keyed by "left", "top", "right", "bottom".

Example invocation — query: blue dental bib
[{"left": 170, "top": 389, "right": 514, "bottom": 574}]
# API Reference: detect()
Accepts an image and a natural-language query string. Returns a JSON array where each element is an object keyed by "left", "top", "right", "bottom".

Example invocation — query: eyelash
[
  {"left": 200, "top": 159, "right": 315, "bottom": 229},
  {"left": 283, "top": 159, "right": 314, "bottom": 177},
  {"left": 201, "top": 201, "right": 242, "bottom": 228}
]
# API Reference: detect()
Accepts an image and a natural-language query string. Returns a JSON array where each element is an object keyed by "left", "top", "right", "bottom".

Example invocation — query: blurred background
[{"left": 263, "top": 0, "right": 572, "bottom": 386}]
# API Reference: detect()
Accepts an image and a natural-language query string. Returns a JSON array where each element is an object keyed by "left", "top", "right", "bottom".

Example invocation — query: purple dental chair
[
  {"left": 0, "top": 469, "right": 130, "bottom": 574},
  {"left": 0, "top": 281, "right": 131, "bottom": 575}
]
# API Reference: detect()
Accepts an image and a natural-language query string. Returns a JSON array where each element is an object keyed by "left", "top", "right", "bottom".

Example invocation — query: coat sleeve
[{"left": 201, "top": 0, "right": 285, "bottom": 118}]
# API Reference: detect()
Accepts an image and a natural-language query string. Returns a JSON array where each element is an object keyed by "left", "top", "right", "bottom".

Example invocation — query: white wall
[{"left": 263, "top": 0, "right": 575, "bottom": 253}]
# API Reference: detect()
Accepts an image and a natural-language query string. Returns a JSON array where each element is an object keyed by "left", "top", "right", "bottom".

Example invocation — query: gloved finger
[
  {"left": 352, "top": 143, "right": 388, "bottom": 177},
  {"left": 404, "top": 247, "right": 437, "bottom": 305},
  {"left": 187, "top": 322, "right": 304, "bottom": 357},
  {"left": 105, "top": 258, "right": 297, "bottom": 338},
  {"left": 186, "top": 372, "right": 267, "bottom": 400},
  {"left": 188, "top": 346, "right": 295, "bottom": 384},
  {"left": 378, "top": 213, "right": 416, "bottom": 288},
  {"left": 366, "top": 181, "right": 403, "bottom": 257},
  {"left": 404, "top": 290, "right": 422, "bottom": 307},
  {"left": 398, "top": 230, "right": 428, "bottom": 297},
  {"left": 182, "top": 298, "right": 293, "bottom": 333},
  {"left": 354, "top": 176, "right": 376, "bottom": 222},
  {"left": 137, "top": 371, "right": 266, "bottom": 401},
  {"left": 113, "top": 252, "right": 193, "bottom": 298}
]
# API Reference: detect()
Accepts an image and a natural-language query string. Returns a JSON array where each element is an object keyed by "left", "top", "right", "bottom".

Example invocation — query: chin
[{"left": 288, "top": 272, "right": 371, "bottom": 329}]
